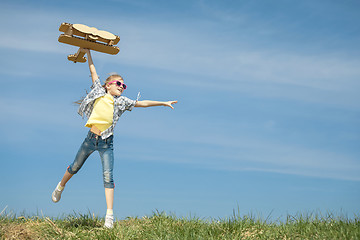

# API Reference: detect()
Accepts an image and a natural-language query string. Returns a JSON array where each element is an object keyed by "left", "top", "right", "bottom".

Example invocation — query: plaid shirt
[{"left": 78, "top": 78, "right": 137, "bottom": 139}]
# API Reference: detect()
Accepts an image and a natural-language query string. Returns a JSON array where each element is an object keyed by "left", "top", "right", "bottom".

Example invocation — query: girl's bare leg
[
  {"left": 105, "top": 188, "right": 114, "bottom": 210},
  {"left": 104, "top": 188, "right": 115, "bottom": 228},
  {"left": 60, "top": 170, "right": 74, "bottom": 187}
]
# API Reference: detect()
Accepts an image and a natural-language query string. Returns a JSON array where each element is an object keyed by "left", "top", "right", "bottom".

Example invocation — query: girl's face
[{"left": 106, "top": 78, "right": 126, "bottom": 96}]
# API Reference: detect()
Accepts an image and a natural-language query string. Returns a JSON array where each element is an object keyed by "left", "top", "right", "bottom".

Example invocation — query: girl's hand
[
  {"left": 82, "top": 48, "right": 90, "bottom": 55},
  {"left": 164, "top": 100, "right": 178, "bottom": 109}
]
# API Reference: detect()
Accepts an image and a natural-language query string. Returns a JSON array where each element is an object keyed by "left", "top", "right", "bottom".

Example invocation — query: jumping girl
[{"left": 51, "top": 49, "right": 177, "bottom": 228}]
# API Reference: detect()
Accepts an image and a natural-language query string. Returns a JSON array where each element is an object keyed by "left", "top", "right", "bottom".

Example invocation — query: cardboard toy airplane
[{"left": 58, "top": 23, "right": 120, "bottom": 63}]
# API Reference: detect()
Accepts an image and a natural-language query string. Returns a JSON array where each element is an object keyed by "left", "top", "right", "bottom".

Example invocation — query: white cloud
[
  {"left": 0, "top": 77, "right": 358, "bottom": 182},
  {"left": 2, "top": 2, "right": 359, "bottom": 103},
  {"left": 0, "top": 4, "right": 63, "bottom": 53},
  {"left": 1, "top": 1, "right": 359, "bottom": 182},
  {"left": 115, "top": 113, "right": 360, "bottom": 182}
]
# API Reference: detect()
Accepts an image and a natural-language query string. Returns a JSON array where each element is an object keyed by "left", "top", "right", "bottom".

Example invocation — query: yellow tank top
[{"left": 85, "top": 94, "right": 114, "bottom": 132}]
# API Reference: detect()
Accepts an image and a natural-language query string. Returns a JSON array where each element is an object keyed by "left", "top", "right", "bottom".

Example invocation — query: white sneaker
[
  {"left": 104, "top": 214, "right": 114, "bottom": 228},
  {"left": 51, "top": 182, "right": 64, "bottom": 203}
]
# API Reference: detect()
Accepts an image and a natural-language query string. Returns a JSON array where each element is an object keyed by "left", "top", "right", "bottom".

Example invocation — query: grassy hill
[{"left": 1, "top": 210, "right": 359, "bottom": 239}]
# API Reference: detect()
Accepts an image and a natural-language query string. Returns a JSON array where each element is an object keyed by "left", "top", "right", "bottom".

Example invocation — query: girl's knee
[
  {"left": 67, "top": 165, "right": 79, "bottom": 175},
  {"left": 103, "top": 170, "right": 114, "bottom": 188}
]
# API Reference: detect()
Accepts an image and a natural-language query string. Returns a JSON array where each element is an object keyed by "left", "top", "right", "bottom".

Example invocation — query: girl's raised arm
[{"left": 83, "top": 49, "right": 98, "bottom": 84}]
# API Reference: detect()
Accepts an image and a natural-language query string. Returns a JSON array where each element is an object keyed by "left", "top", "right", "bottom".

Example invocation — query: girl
[{"left": 51, "top": 49, "right": 177, "bottom": 228}]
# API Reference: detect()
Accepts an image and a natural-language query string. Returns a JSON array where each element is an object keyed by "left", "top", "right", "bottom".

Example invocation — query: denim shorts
[{"left": 67, "top": 131, "right": 115, "bottom": 188}]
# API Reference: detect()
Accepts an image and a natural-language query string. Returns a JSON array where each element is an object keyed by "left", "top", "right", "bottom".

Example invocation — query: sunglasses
[{"left": 107, "top": 80, "right": 127, "bottom": 90}]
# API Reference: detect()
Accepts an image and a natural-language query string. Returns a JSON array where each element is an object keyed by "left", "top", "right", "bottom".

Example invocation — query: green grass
[{"left": 1, "top": 210, "right": 359, "bottom": 239}]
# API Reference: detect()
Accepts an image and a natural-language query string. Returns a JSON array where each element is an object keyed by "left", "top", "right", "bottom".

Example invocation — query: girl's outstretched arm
[
  {"left": 83, "top": 49, "right": 98, "bottom": 83},
  {"left": 135, "top": 100, "right": 178, "bottom": 109}
]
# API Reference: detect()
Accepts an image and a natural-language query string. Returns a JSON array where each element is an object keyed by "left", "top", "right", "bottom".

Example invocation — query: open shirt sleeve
[{"left": 121, "top": 96, "right": 137, "bottom": 111}]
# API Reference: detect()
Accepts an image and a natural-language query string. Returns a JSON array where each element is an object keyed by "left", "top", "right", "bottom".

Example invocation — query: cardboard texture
[{"left": 58, "top": 23, "right": 120, "bottom": 63}]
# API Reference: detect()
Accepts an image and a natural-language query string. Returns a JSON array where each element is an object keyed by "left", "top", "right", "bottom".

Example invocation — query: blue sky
[{"left": 0, "top": 0, "right": 359, "bottom": 220}]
